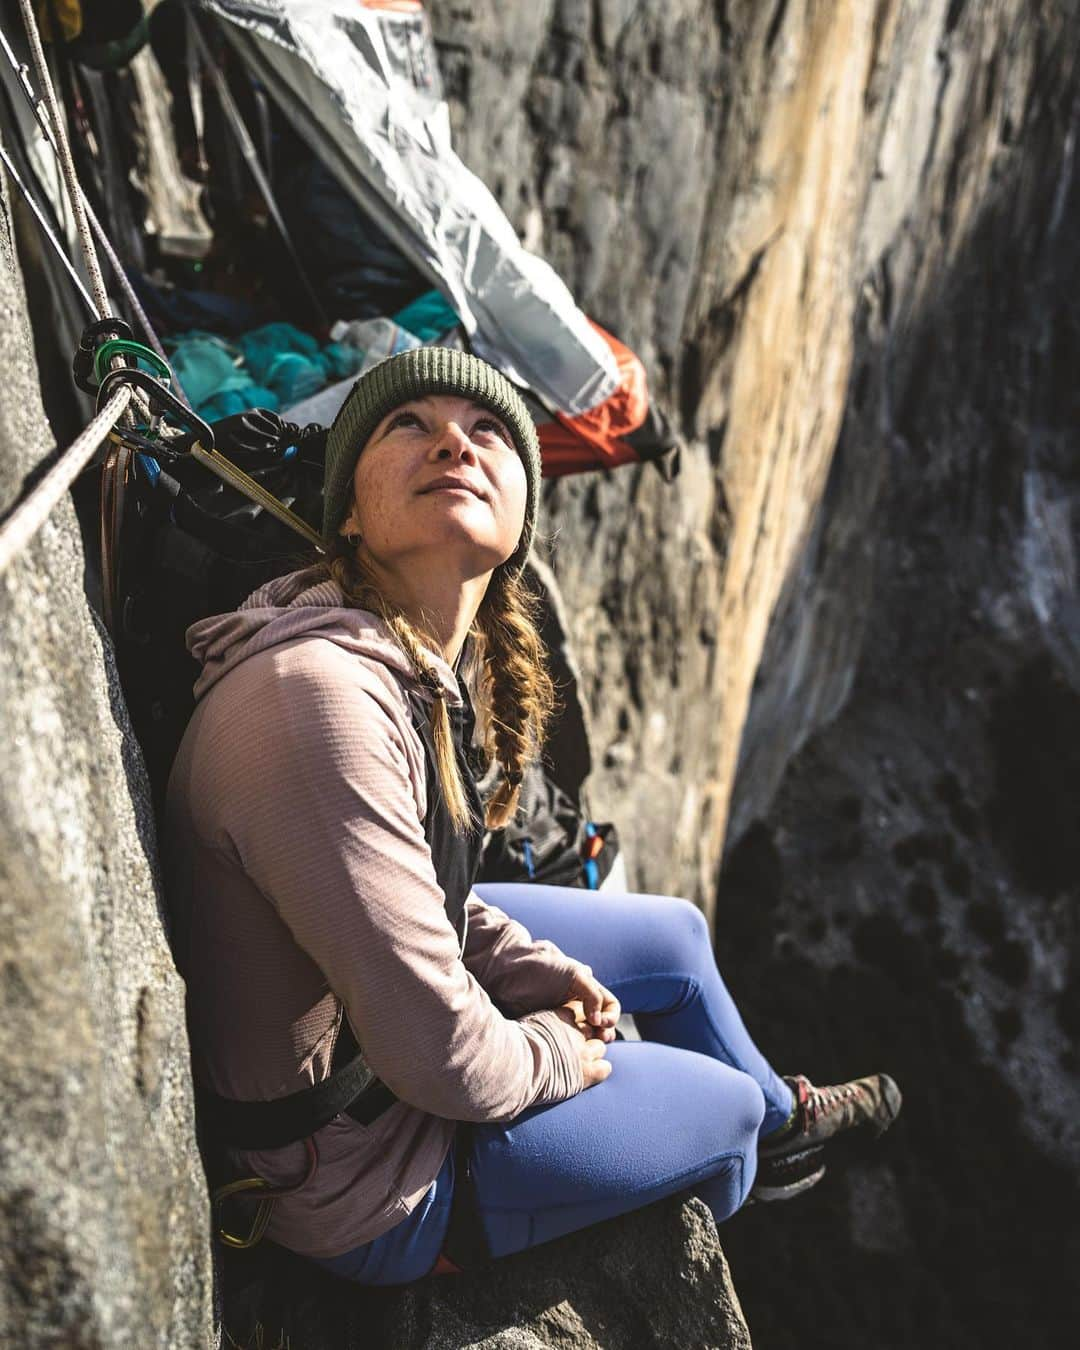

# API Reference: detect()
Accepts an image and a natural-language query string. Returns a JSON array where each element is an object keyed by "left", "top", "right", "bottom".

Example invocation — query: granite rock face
[
  {"left": 0, "top": 174, "right": 215, "bottom": 1345},
  {"left": 432, "top": 0, "right": 1080, "bottom": 917}
]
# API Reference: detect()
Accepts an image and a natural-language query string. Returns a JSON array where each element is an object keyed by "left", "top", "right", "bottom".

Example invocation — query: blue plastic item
[
  {"left": 239, "top": 323, "right": 350, "bottom": 405},
  {"left": 168, "top": 321, "right": 364, "bottom": 423}
]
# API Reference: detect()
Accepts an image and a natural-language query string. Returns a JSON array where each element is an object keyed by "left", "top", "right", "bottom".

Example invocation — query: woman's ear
[{"left": 338, "top": 505, "right": 362, "bottom": 544}]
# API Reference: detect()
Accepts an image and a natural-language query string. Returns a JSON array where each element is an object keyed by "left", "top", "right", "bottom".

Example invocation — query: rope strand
[
  {"left": 16, "top": 0, "right": 109, "bottom": 316},
  {"left": 0, "top": 386, "right": 132, "bottom": 576},
  {"left": 83, "top": 196, "right": 191, "bottom": 408}
]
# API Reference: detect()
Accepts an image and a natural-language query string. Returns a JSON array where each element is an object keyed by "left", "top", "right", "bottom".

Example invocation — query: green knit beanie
[{"left": 322, "top": 347, "right": 541, "bottom": 574}]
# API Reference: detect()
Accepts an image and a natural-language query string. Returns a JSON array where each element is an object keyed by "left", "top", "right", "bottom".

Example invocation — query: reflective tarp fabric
[{"left": 197, "top": 0, "right": 621, "bottom": 420}]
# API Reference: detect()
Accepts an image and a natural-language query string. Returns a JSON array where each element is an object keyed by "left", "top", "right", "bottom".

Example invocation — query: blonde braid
[
  {"left": 385, "top": 612, "right": 475, "bottom": 832},
  {"left": 472, "top": 569, "right": 557, "bottom": 829}
]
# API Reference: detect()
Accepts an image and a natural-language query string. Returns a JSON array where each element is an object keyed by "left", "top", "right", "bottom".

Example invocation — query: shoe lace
[{"left": 801, "top": 1079, "right": 862, "bottom": 1128}]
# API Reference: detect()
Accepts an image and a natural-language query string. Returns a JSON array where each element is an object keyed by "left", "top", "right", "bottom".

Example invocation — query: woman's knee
[
  {"left": 637, "top": 894, "right": 713, "bottom": 975},
  {"left": 732, "top": 1070, "right": 767, "bottom": 1148},
  {"left": 704, "top": 1068, "right": 764, "bottom": 1211},
  {"left": 666, "top": 1056, "right": 765, "bottom": 1169}
]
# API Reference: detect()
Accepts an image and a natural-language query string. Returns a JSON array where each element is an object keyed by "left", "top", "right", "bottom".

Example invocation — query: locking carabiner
[{"left": 95, "top": 366, "right": 215, "bottom": 450}]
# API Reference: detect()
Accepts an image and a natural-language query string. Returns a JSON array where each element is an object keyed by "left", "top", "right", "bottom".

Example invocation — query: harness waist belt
[{"left": 199, "top": 1054, "right": 397, "bottom": 1152}]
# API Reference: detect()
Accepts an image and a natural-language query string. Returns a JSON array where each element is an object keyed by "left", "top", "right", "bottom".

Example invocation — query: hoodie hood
[{"left": 187, "top": 566, "right": 463, "bottom": 705}]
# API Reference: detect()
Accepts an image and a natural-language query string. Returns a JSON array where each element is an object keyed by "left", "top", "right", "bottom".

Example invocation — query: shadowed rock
[
  {"left": 0, "top": 153, "right": 214, "bottom": 1345},
  {"left": 220, "top": 1197, "right": 751, "bottom": 1350}
]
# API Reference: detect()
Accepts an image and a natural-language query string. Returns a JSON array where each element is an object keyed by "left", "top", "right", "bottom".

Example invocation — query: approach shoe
[
  {"left": 749, "top": 1143, "right": 826, "bottom": 1204},
  {"left": 762, "top": 1072, "right": 903, "bottom": 1161}
]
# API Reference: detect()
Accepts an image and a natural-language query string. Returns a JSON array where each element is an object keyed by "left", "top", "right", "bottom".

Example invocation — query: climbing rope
[
  {"left": 0, "top": 386, "right": 132, "bottom": 577},
  {"left": 16, "top": 0, "right": 109, "bottom": 316},
  {"left": 0, "top": 137, "right": 96, "bottom": 315},
  {"left": 83, "top": 194, "right": 191, "bottom": 407},
  {"left": 0, "top": 1, "right": 201, "bottom": 621}
]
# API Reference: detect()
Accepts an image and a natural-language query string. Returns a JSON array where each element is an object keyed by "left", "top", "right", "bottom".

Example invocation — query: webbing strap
[{"left": 199, "top": 1051, "right": 397, "bottom": 1153}]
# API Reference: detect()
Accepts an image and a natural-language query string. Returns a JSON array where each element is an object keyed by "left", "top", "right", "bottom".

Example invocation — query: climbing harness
[{"left": 214, "top": 1138, "right": 320, "bottom": 1250}]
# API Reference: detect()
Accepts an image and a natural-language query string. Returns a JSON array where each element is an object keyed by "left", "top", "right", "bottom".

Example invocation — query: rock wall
[
  {"left": 715, "top": 5, "right": 1080, "bottom": 1344},
  {"left": 431, "top": 0, "right": 1080, "bottom": 916},
  {"left": 432, "top": 1, "right": 1080, "bottom": 1346},
  {"left": 0, "top": 172, "right": 214, "bottom": 1345}
]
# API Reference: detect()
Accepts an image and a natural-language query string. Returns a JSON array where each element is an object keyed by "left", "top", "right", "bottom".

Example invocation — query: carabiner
[
  {"left": 95, "top": 366, "right": 215, "bottom": 450},
  {"left": 212, "top": 1176, "right": 277, "bottom": 1250},
  {"left": 73, "top": 317, "right": 134, "bottom": 394},
  {"left": 92, "top": 338, "right": 172, "bottom": 386},
  {"left": 210, "top": 1137, "right": 319, "bottom": 1251}
]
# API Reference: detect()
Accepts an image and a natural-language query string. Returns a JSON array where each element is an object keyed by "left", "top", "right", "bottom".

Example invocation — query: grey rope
[
  {"left": 0, "top": 387, "right": 132, "bottom": 576},
  {"left": 0, "top": 137, "right": 96, "bottom": 315},
  {"left": 16, "top": 0, "right": 109, "bottom": 315}
]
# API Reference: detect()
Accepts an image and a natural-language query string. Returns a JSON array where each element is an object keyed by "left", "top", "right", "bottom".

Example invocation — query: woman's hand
[
  {"left": 553, "top": 1003, "right": 613, "bottom": 1087},
  {"left": 562, "top": 965, "right": 621, "bottom": 1043}
]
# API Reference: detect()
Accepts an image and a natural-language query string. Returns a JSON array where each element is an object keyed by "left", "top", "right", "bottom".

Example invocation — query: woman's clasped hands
[{"left": 555, "top": 964, "right": 621, "bottom": 1088}]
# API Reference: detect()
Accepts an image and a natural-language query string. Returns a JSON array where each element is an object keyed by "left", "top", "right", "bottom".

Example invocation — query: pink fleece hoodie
[{"left": 164, "top": 567, "right": 585, "bottom": 1258}]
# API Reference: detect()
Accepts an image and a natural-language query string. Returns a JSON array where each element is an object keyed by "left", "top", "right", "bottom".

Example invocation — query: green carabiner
[{"left": 93, "top": 338, "right": 172, "bottom": 385}]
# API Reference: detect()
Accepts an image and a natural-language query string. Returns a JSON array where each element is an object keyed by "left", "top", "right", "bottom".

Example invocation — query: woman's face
[{"left": 340, "top": 394, "right": 527, "bottom": 580}]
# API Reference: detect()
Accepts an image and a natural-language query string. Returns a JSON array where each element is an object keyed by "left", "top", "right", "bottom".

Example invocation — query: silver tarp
[{"left": 199, "top": 0, "right": 620, "bottom": 416}]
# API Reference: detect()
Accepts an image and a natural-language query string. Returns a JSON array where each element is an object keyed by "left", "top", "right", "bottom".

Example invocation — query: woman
[{"left": 165, "top": 348, "right": 900, "bottom": 1285}]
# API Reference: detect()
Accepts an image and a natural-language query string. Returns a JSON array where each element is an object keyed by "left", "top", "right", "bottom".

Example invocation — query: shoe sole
[
  {"left": 749, "top": 1162, "right": 827, "bottom": 1203},
  {"left": 750, "top": 1144, "right": 827, "bottom": 1204}
]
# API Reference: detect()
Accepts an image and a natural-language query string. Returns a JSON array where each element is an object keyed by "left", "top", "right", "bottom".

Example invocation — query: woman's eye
[
  {"left": 473, "top": 418, "right": 512, "bottom": 446},
  {"left": 388, "top": 411, "right": 424, "bottom": 431}
]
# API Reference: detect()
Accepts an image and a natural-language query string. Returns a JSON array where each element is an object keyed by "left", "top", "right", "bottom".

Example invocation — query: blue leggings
[{"left": 316, "top": 885, "right": 793, "bottom": 1285}]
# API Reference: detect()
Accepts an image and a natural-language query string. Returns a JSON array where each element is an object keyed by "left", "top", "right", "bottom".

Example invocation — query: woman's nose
[{"left": 432, "top": 422, "right": 477, "bottom": 462}]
